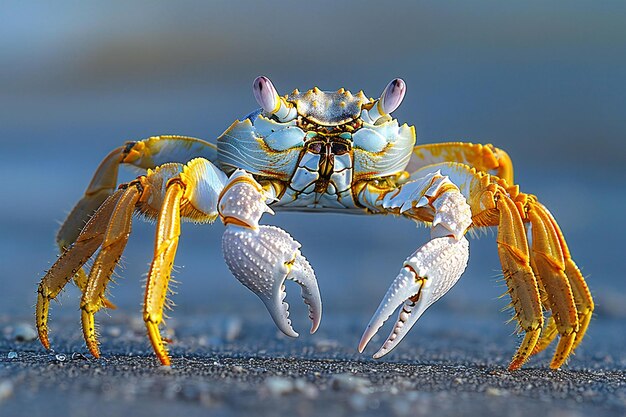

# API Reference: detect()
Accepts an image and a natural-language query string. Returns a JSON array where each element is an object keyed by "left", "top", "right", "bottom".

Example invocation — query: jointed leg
[
  {"left": 80, "top": 183, "right": 142, "bottom": 357},
  {"left": 142, "top": 158, "right": 227, "bottom": 365},
  {"left": 495, "top": 193, "right": 543, "bottom": 369},
  {"left": 143, "top": 180, "right": 185, "bottom": 366},
  {"left": 56, "top": 136, "right": 217, "bottom": 260},
  {"left": 408, "top": 142, "right": 514, "bottom": 184},
  {"left": 36, "top": 189, "right": 125, "bottom": 348}
]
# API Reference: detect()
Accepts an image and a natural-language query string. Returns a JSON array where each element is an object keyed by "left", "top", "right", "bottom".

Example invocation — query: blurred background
[{"left": 1, "top": 1, "right": 625, "bottom": 354}]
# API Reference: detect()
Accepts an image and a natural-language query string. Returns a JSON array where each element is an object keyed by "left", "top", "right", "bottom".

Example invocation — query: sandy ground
[{"left": 0, "top": 311, "right": 624, "bottom": 417}]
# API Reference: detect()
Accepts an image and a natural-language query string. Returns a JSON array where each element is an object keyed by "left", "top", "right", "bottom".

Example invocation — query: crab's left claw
[
  {"left": 359, "top": 236, "right": 469, "bottom": 358},
  {"left": 223, "top": 225, "right": 322, "bottom": 337},
  {"left": 219, "top": 170, "right": 322, "bottom": 337}
]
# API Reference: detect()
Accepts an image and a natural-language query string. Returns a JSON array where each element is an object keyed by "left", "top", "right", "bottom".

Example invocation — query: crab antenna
[
  {"left": 368, "top": 78, "right": 406, "bottom": 122},
  {"left": 253, "top": 76, "right": 297, "bottom": 122}
]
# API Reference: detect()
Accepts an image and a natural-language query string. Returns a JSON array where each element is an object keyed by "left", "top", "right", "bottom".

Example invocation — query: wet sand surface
[{"left": 1, "top": 311, "right": 624, "bottom": 417}]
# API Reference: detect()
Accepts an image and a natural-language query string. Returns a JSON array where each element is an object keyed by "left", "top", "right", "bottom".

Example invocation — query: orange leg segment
[
  {"left": 143, "top": 180, "right": 185, "bottom": 366},
  {"left": 79, "top": 184, "right": 142, "bottom": 358},
  {"left": 495, "top": 194, "right": 544, "bottom": 370},
  {"left": 408, "top": 142, "right": 515, "bottom": 184},
  {"left": 36, "top": 189, "right": 125, "bottom": 349}
]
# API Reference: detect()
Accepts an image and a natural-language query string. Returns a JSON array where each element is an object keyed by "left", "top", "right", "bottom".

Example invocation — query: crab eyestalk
[
  {"left": 366, "top": 78, "right": 406, "bottom": 123},
  {"left": 253, "top": 76, "right": 298, "bottom": 122}
]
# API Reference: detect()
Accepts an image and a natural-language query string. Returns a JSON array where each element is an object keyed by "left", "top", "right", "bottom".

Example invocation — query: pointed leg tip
[
  {"left": 39, "top": 337, "right": 50, "bottom": 350},
  {"left": 88, "top": 344, "right": 101, "bottom": 359},
  {"left": 158, "top": 355, "right": 172, "bottom": 366},
  {"left": 37, "top": 327, "right": 51, "bottom": 349}
]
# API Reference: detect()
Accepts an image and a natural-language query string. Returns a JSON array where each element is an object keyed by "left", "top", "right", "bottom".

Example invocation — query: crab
[{"left": 36, "top": 76, "right": 593, "bottom": 370}]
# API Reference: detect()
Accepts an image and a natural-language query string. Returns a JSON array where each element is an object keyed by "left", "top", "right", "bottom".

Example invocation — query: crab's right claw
[
  {"left": 359, "top": 236, "right": 469, "bottom": 358},
  {"left": 222, "top": 224, "right": 322, "bottom": 338}
]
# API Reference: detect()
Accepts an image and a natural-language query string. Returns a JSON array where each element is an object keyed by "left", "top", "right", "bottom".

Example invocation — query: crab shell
[{"left": 217, "top": 83, "right": 416, "bottom": 184}]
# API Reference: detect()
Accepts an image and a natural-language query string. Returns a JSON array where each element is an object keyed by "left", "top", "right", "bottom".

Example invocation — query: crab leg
[
  {"left": 359, "top": 162, "right": 594, "bottom": 369},
  {"left": 143, "top": 158, "right": 227, "bottom": 365},
  {"left": 56, "top": 136, "right": 217, "bottom": 300},
  {"left": 542, "top": 205, "right": 593, "bottom": 351},
  {"left": 58, "top": 136, "right": 217, "bottom": 248},
  {"left": 407, "top": 142, "right": 514, "bottom": 184},
  {"left": 144, "top": 180, "right": 184, "bottom": 365},
  {"left": 80, "top": 184, "right": 142, "bottom": 357},
  {"left": 220, "top": 170, "right": 322, "bottom": 338},
  {"left": 494, "top": 193, "right": 543, "bottom": 370},
  {"left": 36, "top": 189, "right": 125, "bottom": 349}
]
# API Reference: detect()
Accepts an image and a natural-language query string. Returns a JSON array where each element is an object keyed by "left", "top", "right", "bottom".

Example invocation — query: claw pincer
[
  {"left": 359, "top": 236, "right": 470, "bottom": 358},
  {"left": 219, "top": 171, "right": 322, "bottom": 337}
]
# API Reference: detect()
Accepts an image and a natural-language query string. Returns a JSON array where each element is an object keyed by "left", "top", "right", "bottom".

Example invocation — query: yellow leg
[
  {"left": 143, "top": 180, "right": 185, "bottom": 366},
  {"left": 540, "top": 204, "right": 594, "bottom": 351},
  {"left": 409, "top": 142, "right": 514, "bottom": 184},
  {"left": 36, "top": 189, "right": 125, "bottom": 349},
  {"left": 532, "top": 316, "right": 558, "bottom": 355},
  {"left": 527, "top": 203, "right": 579, "bottom": 368},
  {"left": 57, "top": 136, "right": 216, "bottom": 250},
  {"left": 80, "top": 184, "right": 141, "bottom": 358},
  {"left": 57, "top": 147, "right": 126, "bottom": 250},
  {"left": 495, "top": 194, "right": 544, "bottom": 370}
]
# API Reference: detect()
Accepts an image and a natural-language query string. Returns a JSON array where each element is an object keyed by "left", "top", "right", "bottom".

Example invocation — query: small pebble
[
  {"left": 224, "top": 318, "right": 242, "bottom": 341},
  {"left": 106, "top": 326, "right": 122, "bottom": 338},
  {"left": 0, "top": 380, "right": 14, "bottom": 402},
  {"left": 486, "top": 387, "right": 507, "bottom": 396},
  {"left": 293, "top": 378, "right": 319, "bottom": 399},
  {"left": 330, "top": 373, "right": 371, "bottom": 393},
  {"left": 71, "top": 352, "right": 89, "bottom": 361},
  {"left": 264, "top": 376, "right": 293, "bottom": 396},
  {"left": 13, "top": 323, "right": 37, "bottom": 342},
  {"left": 7, "top": 352, "right": 17, "bottom": 359}
]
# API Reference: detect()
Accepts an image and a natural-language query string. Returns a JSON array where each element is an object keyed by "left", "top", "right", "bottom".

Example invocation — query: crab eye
[
  {"left": 364, "top": 78, "right": 407, "bottom": 124},
  {"left": 252, "top": 76, "right": 298, "bottom": 122},
  {"left": 380, "top": 78, "right": 406, "bottom": 115},
  {"left": 253, "top": 76, "right": 279, "bottom": 113}
]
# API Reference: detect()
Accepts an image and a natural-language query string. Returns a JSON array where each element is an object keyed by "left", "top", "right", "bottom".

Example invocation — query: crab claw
[
  {"left": 358, "top": 236, "right": 469, "bottom": 358},
  {"left": 223, "top": 224, "right": 322, "bottom": 337}
]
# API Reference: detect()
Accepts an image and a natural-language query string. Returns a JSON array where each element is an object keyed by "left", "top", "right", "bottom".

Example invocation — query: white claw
[
  {"left": 358, "top": 236, "right": 469, "bottom": 358},
  {"left": 222, "top": 224, "right": 322, "bottom": 337}
]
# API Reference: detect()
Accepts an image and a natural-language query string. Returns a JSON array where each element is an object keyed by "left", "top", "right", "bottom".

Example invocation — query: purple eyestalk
[
  {"left": 253, "top": 76, "right": 279, "bottom": 113},
  {"left": 379, "top": 78, "right": 406, "bottom": 115}
]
